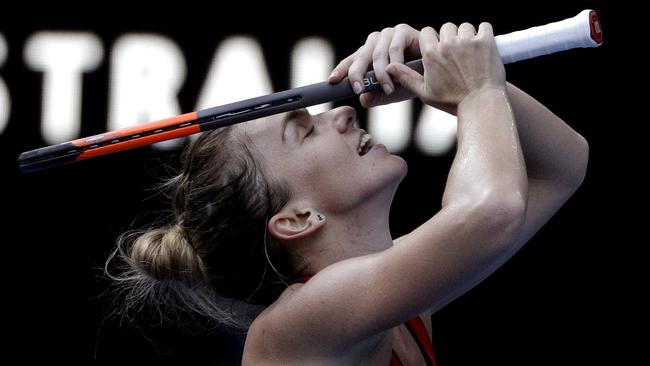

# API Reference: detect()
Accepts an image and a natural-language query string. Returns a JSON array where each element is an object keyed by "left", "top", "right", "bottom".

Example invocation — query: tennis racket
[{"left": 18, "top": 9, "right": 603, "bottom": 172}]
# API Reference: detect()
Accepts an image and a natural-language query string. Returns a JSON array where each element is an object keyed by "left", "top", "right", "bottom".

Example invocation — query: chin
[
  {"left": 372, "top": 154, "right": 408, "bottom": 193},
  {"left": 387, "top": 154, "right": 408, "bottom": 181}
]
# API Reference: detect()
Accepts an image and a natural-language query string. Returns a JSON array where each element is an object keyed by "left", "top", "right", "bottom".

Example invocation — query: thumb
[{"left": 386, "top": 63, "right": 425, "bottom": 98}]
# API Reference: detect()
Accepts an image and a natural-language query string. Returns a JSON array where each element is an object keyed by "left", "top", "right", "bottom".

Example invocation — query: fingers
[
  {"left": 359, "top": 92, "right": 377, "bottom": 108},
  {"left": 419, "top": 26, "right": 439, "bottom": 62},
  {"left": 331, "top": 21, "right": 491, "bottom": 99},
  {"left": 359, "top": 83, "right": 417, "bottom": 108},
  {"left": 372, "top": 28, "right": 395, "bottom": 95},
  {"left": 387, "top": 30, "right": 406, "bottom": 65},
  {"left": 477, "top": 22, "right": 494, "bottom": 38},
  {"left": 385, "top": 62, "right": 424, "bottom": 99},
  {"left": 331, "top": 24, "right": 422, "bottom": 96},
  {"left": 436, "top": 22, "right": 485, "bottom": 41},
  {"left": 388, "top": 23, "right": 421, "bottom": 67},
  {"left": 439, "top": 22, "right": 458, "bottom": 42},
  {"left": 458, "top": 22, "right": 477, "bottom": 39},
  {"left": 329, "top": 53, "right": 355, "bottom": 83},
  {"left": 347, "top": 32, "right": 379, "bottom": 94}
]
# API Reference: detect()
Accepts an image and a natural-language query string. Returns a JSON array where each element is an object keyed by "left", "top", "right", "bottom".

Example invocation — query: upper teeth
[{"left": 358, "top": 133, "right": 372, "bottom": 154}]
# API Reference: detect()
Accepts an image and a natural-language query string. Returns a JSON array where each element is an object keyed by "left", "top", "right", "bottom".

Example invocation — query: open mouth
[{"left": 357, "top": 132, "right": 374, "bottom": 156}]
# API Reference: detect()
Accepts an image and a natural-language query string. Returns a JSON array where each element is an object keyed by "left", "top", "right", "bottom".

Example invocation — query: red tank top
[{"left": 299, "top": 275, "right": 439, "bottom": 366}]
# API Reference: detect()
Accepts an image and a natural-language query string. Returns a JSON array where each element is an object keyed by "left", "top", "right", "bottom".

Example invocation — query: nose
[{"left": 322, "top": 106, "right": 357, "bottom": 134}]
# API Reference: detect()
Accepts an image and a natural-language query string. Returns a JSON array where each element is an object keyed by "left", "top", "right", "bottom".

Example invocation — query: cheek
[
  {"left": 298, "top": 148, "right": 361, "bottom": 192},
  {"left": 302, "top": 152, "right": 356, "bottom": 184},
  {"left": 302, "top": 140, "right": 356, "bottom": 170}
]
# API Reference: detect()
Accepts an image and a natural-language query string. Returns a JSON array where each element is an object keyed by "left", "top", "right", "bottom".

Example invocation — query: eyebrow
[{"left": 281, "top": 115, "right": 289, "bottom": 144}]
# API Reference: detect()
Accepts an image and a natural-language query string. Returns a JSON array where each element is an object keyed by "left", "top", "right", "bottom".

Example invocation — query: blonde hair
[
  {"left": 129, "top": 224, "right": 208, "bottom": 284},
  {"left": 105, "top": 126, "right": 305, "bottom": 331}
]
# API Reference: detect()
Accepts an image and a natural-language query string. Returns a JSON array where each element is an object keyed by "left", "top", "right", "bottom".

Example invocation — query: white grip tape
[{"left": 495, "top": 9, "right": 599, "bottom": 64}]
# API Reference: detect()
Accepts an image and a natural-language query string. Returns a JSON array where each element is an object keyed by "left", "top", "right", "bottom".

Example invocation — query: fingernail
[
  {"left": 382, "top": 83, "right": 393, "bottom": 95},
  {"left": 329, "top": 70, "right": 338, "bottom": 79},
  {"left": 353, "top": 81, "right": 363, "bottom": 94}
]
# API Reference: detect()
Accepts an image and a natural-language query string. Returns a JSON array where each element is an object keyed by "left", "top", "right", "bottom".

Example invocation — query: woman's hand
[
  {"left": 329, "top": 24, "right": 421, "bottom": 108},
  {"left": 329, "top": 22, "right": 506, "bottom": 113}
]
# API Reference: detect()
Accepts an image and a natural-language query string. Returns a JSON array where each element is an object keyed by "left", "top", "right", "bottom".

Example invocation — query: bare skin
[{"left": 241, "top": 22, "right": 588, "bottom": 365}]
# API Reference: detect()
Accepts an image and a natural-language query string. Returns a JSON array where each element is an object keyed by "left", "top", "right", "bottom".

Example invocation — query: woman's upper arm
[{"left": 259, "top": 200, "right": 524, "bottom": 357}]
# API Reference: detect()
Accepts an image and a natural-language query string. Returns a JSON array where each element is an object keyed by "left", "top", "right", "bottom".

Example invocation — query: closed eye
[{"left": 305, "top": 125, "right": 314, "bottom": 138}]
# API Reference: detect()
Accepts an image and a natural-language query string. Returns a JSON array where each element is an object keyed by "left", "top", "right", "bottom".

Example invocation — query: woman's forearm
[
  {"left": 442, "top": 87, "right": 528, "bottom": 211},
  {"left": 506, "top": 83, "right": 589, "bottom": 187}
]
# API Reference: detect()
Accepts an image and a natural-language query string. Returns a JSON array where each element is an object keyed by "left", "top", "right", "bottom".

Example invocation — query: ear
[{"left": 268, "top": 206, "right": 326, "bottom": 241}]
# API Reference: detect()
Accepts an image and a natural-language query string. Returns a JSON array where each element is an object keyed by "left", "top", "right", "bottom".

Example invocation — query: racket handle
[
  {"left": 362, "top": 10, "right": 602, "bottom": 94},
  {"left": 496, "top": 9, "right": 602, "bottom": 64}
]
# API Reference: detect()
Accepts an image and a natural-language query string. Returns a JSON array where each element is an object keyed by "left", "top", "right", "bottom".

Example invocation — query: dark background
[{"left": 1, "top": 1, "right": 629, "bottom": 365}]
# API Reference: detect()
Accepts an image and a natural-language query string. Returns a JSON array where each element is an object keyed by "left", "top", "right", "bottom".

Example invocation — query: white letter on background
[
  {"left": 415, "top": 105, "right": 457, "bottom": 156},
  {"left": 24, "top": 32, "right": 103, "bottom": 144},
  {"left": 108, "top": 34, "right": 186, "bottom": 149},
  {"left": 196, "top": 36, "right": 272, "bottom": 111},
  {"left": 367, "top": 101, "right": 412, "bottom": 154},
  {"left": 290, "top": 37, "right": 334, "bottom": 115},
  {"left": 0, "top": 34, "right": 9, "bottom": 136}
]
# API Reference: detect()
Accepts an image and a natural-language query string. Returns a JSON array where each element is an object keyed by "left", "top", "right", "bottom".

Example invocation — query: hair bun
[{"left": 130, "top": 224, "right": 207, "bottom": 285}]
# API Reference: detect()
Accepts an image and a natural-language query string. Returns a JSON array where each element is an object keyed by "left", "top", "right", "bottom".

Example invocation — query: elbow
[
  {"left": 469, "top": 189, "right": 527, "bottom": 243},
  {"left": 561, "top": 134, "right": 589, "bottom": 191},
  {"left": 573, "top": 135, "right": 589, "bottom": 188}
]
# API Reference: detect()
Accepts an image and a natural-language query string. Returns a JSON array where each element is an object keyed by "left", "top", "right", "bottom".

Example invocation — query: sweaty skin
[{"left": 241, "top": 22, "right": 588, "bottom": 365}]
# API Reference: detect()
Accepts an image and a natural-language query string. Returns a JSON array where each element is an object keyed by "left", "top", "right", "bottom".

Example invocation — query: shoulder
[
  {"left": 243, "top": 283, "right": 305, "bottom": 363},
  {"left": 249, "top": 282, "right": 305, "bottom": 335},
  {"left": 251, "top": 235, "right": 411, "bottom": 341}
]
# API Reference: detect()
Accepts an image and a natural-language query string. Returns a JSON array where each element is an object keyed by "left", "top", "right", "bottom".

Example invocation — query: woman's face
[{"left": 239, "top": 106, "right": 408, "bottom": 214}]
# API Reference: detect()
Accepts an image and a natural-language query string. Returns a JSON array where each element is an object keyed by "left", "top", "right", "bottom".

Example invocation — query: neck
[{"left": 299, "top": 191, "right": 396, "bottom": 275}]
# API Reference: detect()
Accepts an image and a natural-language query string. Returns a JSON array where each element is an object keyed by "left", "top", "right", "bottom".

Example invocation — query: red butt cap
[{"left": 590, "top": 11, "right": 603, "bottom": 44}]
